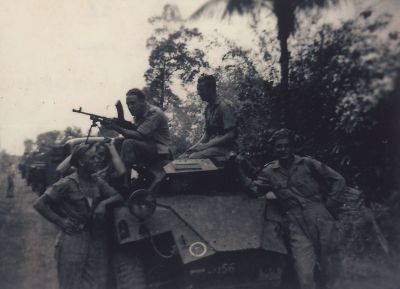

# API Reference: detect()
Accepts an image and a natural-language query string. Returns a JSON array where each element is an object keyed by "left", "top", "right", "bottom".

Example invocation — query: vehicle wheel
[{"left": 113, "top": 249, "right": 146, "bottom": 289}]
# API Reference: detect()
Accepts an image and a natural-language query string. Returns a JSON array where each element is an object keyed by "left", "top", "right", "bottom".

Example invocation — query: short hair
[
  {"left": 70, "top": 144, "right": 93, "bottom": 168},
  {"left": 269, "top": 128, "right": 295, "bottom": 146},
  {"left": 198, "top": 74, "right": 216, "bottom": 92},
  {"left": 126, "top": 88, "right": 146, "bottom": 101}
]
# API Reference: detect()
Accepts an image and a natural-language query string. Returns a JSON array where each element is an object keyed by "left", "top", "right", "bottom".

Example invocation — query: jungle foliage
[{"left": 144, "top": 5, "right": 400, "bottom": 199}]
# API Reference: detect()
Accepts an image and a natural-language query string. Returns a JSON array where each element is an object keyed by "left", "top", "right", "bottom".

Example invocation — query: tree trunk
[
  {"left": 161, "top": 62, "right": 166, "bottom": 110},
  {"left": 279, "top": 36, "right": 289, "bottom": 126}
]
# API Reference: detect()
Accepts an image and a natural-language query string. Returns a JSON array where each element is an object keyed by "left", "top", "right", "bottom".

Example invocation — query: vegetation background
[{"left": 1, "top": 1, "right": 399, "bottom": 288}]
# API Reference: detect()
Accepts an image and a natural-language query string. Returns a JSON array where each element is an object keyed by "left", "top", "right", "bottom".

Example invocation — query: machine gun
[{"left": 73, "top": 101, "right": 137, "bottom": 142}]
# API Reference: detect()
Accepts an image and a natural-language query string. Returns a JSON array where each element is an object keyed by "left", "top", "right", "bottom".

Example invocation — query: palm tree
[{"left": 191, "top": 0, "right": 334, "bottom": 123}]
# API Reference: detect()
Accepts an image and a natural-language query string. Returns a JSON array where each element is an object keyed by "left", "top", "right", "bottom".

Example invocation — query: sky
[
  {"left": 0, "top": 0, "right": 398, "bottom": 155},
  {"left": 0, "top": 0, "right": 209, "bottom": 155}
]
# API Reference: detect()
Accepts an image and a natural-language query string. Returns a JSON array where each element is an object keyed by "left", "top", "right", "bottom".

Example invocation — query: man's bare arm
[
  {"left": 236, "top": 159, "right": 269, "bottom": 198},
  {"left": 204, "top": 130, "right": 235, "bottom": 148},
  {"left": 102, "top": 121, "right": 144, "bottom": 140},
  {"left": 94, "top": 186, "right": 124, "bottom": 217},
  {"left": 112, "top": 124, "right": 144, "bottom": 140},
  {"left": 105, "top": 140, "right": 126, "bottom": 176},
  {"left": 187, "top": 132, "right": 210, "bottom": 152},
  {"left": 56, "top": 154, "right": 72, "bottom": 174},
  {"left": 33, "top": 195, "right": 77, "bottom": 234},
  {"left": 196, "top": 130, "right": 235, "bottom": 152}
]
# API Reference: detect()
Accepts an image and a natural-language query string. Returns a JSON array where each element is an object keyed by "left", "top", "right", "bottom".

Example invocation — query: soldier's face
[
  {"left": 274, "top": 138, "right": 294, "bottom": 161},
  {"left": 95, "top": 145, "right": 108, "bottom": 168},
  {"left": 126, "top": 95, "right": 146, "bottom": 117},
  {"left": 80, "top": 149, "right": 100, "bottom": 174}
]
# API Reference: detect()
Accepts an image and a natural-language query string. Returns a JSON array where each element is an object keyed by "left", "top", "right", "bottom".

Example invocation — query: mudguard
[{"left": 114, "top": 195, "right": 287, "bottom": 264}]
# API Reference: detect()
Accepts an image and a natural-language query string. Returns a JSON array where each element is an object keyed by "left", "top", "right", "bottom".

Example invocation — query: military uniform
[
  {"left": 45, "top": 173, "right": 118, "bottom": 289},
  {"left": 121, "top": 104, "right": 171, "bottom": 166},
  {"left": 189, "top": 98, "right": 237, "bottom": 159},
  {"left": 252, "top": 155, "right": 345, "bottom": 289}
]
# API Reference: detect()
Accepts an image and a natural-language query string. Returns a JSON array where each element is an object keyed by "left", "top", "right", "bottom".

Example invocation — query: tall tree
[
  {"left": 145, "top": 5, "right": 209, "bottom": 110},
  {"left": 62, "top": 126, "right": 84, "bottom": 142},
  {"left": 36, "top": 130, "right": 62, "bottom": 151},
  {"left": 145, "top": 27, "right": 208, "bottom": 110},
  {"left": 191, "top": 0, "right": 333, "bottom": 122}
]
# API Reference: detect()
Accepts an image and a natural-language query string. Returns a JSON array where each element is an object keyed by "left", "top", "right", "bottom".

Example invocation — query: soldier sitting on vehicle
[
  {"left": 185, "top": 74, "right": 237, "bottom": 159},
  {"left": 102, "top": 88, "right": 172, "bottom": 187},
  {"left": 34, "top": 144, "right": 123, "bottom": 289},
  {"left": 237, "top": 129, "right": 345, "bottom": 289}
]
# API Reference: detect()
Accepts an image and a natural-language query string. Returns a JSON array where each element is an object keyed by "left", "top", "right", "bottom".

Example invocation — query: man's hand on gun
[{"left": 100, "top": 119, "right": 119, "bottom": 131}]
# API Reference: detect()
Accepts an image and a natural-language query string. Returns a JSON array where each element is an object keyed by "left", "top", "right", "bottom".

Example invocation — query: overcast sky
[
  {"left": 0, "top": 0, "right": 210, "bottom": 155},
  {"left": 0, "top": 0, "right": 398, "bottom": 155}
]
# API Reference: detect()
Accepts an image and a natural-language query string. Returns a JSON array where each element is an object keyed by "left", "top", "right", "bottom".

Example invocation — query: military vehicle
[
  {"left": 20, "top": 149, "right": 55, "bottom": 194},
  {"left": 20, "top": 137, "right": 107, "bottom": 195},
  {"left": 20, "top": 144, "right": 66, "bottom": 194},
  {"left": 23, "top": 131, "right": 289, "bottom": 288},
  {"left": 68, "top": 105, "right": 290, "bottom": 289},
  {"left": 112, "top": 156, "right": 289, "bottom": 289}
]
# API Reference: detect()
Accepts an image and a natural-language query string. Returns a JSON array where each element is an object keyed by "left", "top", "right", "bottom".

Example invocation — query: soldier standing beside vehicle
[
  {"left": 34, "top": 144, "right": 123, "bottom": 289},
  {"left": 57, "top": 139, "right": 127, "bottom": 194},
  {"left": 186, "top": 74, "right": 237, "bottom": 159},
  {"left": 237, "top": 129, "right": 345, "bottom": 289}
]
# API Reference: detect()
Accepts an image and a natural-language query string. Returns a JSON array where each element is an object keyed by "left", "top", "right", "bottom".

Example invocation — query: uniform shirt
[
  {"left": 135, "top": 104, "right": 171, "bottom": 154},
  {"left": 205, "top": 98, "right": 237, "bottom": 149},
  {"left": 45, "top": 172, "right": 118, "bottom": 225},
  {"left": 252, "top": 155, "right": 345, "bottom": 210}
]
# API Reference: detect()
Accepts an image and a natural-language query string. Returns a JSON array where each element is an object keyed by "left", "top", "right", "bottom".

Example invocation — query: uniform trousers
[
  {"left": 287, "top": 203, "right": 340, "bottom": 289},
  {"left": 55, "top": 226, "right": 108, "bottom": 289}
]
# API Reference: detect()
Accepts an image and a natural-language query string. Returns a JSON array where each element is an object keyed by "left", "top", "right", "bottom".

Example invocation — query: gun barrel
[
  {"left": 72, "top": 106, "right": 137, "bottom": 131},
  {"left": 72, "top": 108, "right": 105, "bottom": 120}
]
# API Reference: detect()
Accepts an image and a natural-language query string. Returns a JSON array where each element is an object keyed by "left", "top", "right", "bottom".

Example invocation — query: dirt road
[
  {"left": 0, "top": 171, "right": 399, "bottom": 289},
  {"left": 0, "top": 173, "right": 58, "bottom": 289}
]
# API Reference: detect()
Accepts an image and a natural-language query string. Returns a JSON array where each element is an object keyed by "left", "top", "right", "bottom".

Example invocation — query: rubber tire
[{"left": 113, "top": 249, "right": 146, "bottom": 289}]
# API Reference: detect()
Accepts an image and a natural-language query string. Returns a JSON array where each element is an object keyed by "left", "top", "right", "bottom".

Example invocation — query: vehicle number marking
[{"left": 207, "top": 263, "right": 236, "bottom": 275}]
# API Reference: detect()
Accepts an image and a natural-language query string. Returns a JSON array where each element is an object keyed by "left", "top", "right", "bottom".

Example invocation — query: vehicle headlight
[{"left": 127, "top": 189, "right": 156, "bottom": 221}]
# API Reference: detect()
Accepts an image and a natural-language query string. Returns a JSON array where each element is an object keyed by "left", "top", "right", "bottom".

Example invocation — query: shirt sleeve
[
  {"left": 44, "top": 178, "right": 70, "bottom": 201},
  {"left": 96, "top": 177, "right": 118, "bottom": 198},
  {"left": 307, "top": 158, "right": 346, "bottom": 203},
  {"left": 137, "top": 110, "right": 161, "bottom": 137},
  {"left": 245, "top": 167, "right": 274, "bottom": 197},
  {"left": 220, "top": 102, "right": 237, "bottom": 131}
]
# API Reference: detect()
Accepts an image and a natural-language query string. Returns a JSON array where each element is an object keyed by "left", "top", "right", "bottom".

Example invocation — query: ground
[
  {"left": 0, "top": 172, "right": 57, "bottom": 289},
  {"left": 1, "top": 171, "right": 399, "bottom": 289}
]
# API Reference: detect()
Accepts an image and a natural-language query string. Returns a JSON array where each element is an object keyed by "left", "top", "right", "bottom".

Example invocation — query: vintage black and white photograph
[{"left": 0, "top": 0, "right": 399, "bottom": 289}]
